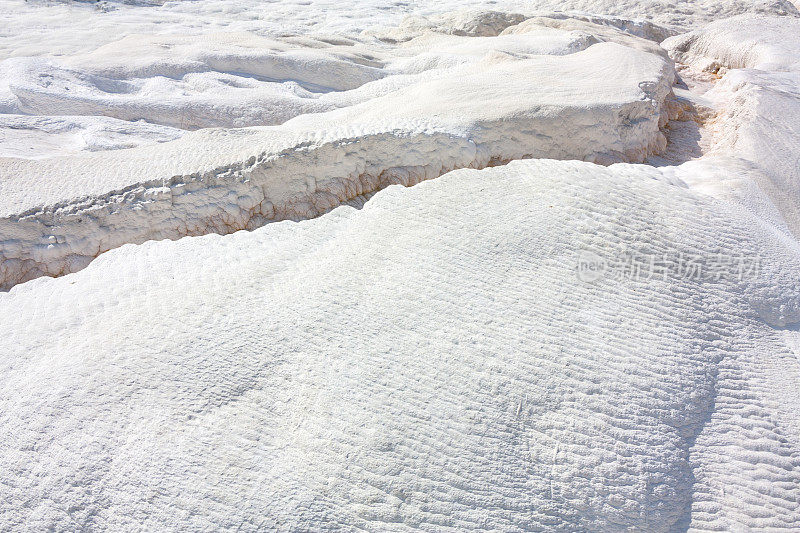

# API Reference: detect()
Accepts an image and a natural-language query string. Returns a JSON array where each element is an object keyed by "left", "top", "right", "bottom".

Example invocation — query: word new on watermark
[{"left": 576, "top": 251, "right": 760, "bottom": 283}]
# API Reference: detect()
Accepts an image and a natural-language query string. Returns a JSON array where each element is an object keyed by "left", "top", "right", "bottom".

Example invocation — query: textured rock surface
[
  {"left": 2, "top": 0, "right": 797, "bottom": 60},
  {"left": 2, "top": 3, "right": 800, "bottom": 532},
  {"left": 0, "top": 28, "right": 675, "bottom": 290},
  {"left": 2, "top": 159, "right": 800, "bottom": 530},
  {"left": 664, "top": 15, "right": 800, "bottom": 236}
]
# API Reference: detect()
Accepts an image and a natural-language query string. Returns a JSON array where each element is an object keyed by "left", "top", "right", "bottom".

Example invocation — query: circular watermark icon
[{"left": 576, "top": 251, "right": 606, "bottom": 282}]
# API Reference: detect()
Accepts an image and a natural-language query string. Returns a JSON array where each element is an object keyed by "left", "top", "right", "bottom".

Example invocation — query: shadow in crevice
[
  {"left": 670, "top": 359, "right": 721, "bottom": 532},
  {"left": 647, "top": 118, "right": 705, "bottom": 167},
  {"left": 648, "top": 101, "right": 709, "bottom": 167}
]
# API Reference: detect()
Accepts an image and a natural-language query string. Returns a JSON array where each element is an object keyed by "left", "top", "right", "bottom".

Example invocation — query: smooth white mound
[
  {"left": 664, "top": 14, "right": 800, "bottom": 71},
  {"left": 2, "top": 159, "right": 799, "bottom": 530},
  {"left": 4, "top": 5, "right": 797, "bottom": 161},
  {"left": 663, "top": 15, "right": 800, "bottom": 235},
  {"left": 0, "top": 19, "right": 646, "bottom": 157},
  {"left": 0, "top": 32, "right": 383, "bottom": 151},
  {"left": 0, "top": 24, "right": 676, "bottom": 290}
]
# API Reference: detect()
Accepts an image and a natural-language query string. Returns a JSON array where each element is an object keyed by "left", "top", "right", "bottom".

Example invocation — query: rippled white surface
[{"left": 2, "top": 2, "right": 800, "bottom": 531}]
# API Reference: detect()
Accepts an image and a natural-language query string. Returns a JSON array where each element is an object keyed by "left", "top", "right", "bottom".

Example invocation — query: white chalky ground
[{"left": 1, "top": 1, "right": 800, "bottom": 530}]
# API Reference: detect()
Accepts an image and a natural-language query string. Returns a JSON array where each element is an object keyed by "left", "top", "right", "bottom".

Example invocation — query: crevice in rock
[{"left": 1, "top": 36, "right": 686, "bottom": 291}]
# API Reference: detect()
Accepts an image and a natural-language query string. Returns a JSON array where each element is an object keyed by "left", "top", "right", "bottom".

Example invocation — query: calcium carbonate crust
[
  {"left": 0, "top": 37, "right": 675, "bottom": 290},
  {"left": 663, "top": 15, "right": 800, "bottom": 236},
  {"left": 2, "top": 4, "right": 800, "bottom": 532},
  {"left": 1, "top": 159, "right": 799, "bottom": 530}
]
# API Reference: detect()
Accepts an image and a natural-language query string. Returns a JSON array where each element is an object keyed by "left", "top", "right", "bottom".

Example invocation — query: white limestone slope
[
  {"left": 2, "top": 4, "right": 800, "bottom": 532},
  {"left": 0, "top": 23, "right": 676, "bottom": 290},
  {"left": 0, "top": 22, "right": 606, "bottom": 156},
  {"left": 1, "top": 159, "right": 799, "bottom": 530},
  {"left": 663, "top": 15, "right": 800, "bottom": 235},
  {"left": 2, "top": 0, "right": 798, "bottom": 61},
  {"left": 664, "top": 14, "right": 800, "bottom": 71},
  {"left": 4, "top": 0, "right": 799, "bottom": 158}
]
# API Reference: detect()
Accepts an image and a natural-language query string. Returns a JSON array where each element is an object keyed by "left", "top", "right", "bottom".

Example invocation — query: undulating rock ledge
[{"left": 0, "top": 41, "right": 674, "bottom": 290}]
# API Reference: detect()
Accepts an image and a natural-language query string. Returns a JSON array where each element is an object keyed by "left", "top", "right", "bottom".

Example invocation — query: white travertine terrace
[
  {"left": 0, "top": 23, "right": 675, "bottom": 290},
  {"left": 2, "top": 2, "right": 800, "bottom": 531}
]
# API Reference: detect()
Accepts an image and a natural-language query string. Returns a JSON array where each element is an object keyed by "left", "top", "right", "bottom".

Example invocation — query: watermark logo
[
  {"left": 576, "top": 251, "right": 760, "bottom": 283},
  {"left": 577, "top": 251, "right": 607, "bottom": 282}
]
